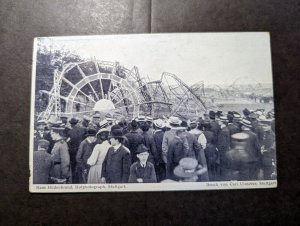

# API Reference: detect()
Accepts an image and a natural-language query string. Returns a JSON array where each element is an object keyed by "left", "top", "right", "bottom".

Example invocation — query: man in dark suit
[
  {"left": 67, "top": 117, "right": 86, "bottom": 183},
  {"left": 76, "top": 129, "right": 97, "bottom": 183},
  {"left": 208, "top": 111, "right": 220, "bottom": 145},
  {"left": 124, "top": 120, "right": 145, "bottom": 163},
  {"left": 217, "top": 116, "right": 231, "bottom": 180},
  {"left": 101, "top": 129, "right": 131, "bottom": 183},
  {"left": 153, "top": 119, "right": 166, "bottom": 182}
]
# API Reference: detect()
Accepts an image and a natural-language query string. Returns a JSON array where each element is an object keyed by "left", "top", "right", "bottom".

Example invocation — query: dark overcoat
[
  {"left": 166, "top": 136, "right": 188, "bottom": 179},
  {"left": 102, "top": 145, "right": 131, "bottom": 183},
  {"left": 128, "top": 161, "right": 157, "bottom": 183},
  {"left": 33, "top": 149, "right": 52, "bottom": 184},
  {"left": 142, "top": 131, "right": 157, "bottom": 164},
  {"left": 124, "top": 131, "right": 144, "bottom": 162},
  {"left": 153, "top": 130, "right": 165, "bottom": 164}
]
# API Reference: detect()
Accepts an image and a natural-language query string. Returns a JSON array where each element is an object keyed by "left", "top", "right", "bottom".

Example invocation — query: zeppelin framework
[{"left": 37, "top": 60, "right": 210, "bottom": 120}]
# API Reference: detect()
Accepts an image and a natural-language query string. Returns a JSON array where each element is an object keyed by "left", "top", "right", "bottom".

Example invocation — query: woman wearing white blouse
[{"left": 87, "top": 128, "right": 111, "bottom": 183}]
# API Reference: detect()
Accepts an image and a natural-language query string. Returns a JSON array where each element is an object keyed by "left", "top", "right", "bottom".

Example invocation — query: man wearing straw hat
[{"left": 162, "top": 116, "right": 189, "bottom": 165}]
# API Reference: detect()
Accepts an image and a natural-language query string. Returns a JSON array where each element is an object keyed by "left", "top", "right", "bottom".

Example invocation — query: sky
[{"left": 38, "top": 32, "right": 273, "bottom": 86}]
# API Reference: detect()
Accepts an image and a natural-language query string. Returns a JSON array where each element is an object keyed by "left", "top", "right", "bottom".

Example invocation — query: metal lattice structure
[{"left": 38, "top": 60, "right": 210, "bottom": 120}]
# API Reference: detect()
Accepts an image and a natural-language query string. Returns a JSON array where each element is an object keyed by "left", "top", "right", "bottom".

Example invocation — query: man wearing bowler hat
[
  {"left": 128, "top": 144, "right": 157, "bottom": 183},
  {"left": 67, "top": 117, "right": 86, "bottom": 183},
  {"left": 124, "top": 120, "right": 145, "bottom": 163},
  {"left": 76, "top": 128, "right": 97, "bottom": 183},
  {"left": 101, "top": 129, "right": 131, "bottom": 183}
]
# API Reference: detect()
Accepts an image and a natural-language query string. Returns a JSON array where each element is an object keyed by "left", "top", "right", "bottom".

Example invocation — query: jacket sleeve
[
  {"left": 60, "top": 144, "right": 71, "bottom": 179},
  {"left": 166, "top": 141, "right": 175, "bottom": 179},
  {"left": 128, "top": 164, "right": 137, "bottom": 183},
  {"left": 192, "top": 135, "right": 201, "bottom": 158},
  {"left": 101, "top": 149, "right": 109, "bottom": 179},
  {"left": 122, "top": 151, "right": 131, "bottom": 183},
  {"left": 161, "top": 133, "right": 168, "bottom": 161},
  {"left": 76, "top": 142, "right": 84, "bottom": 169},
  {"left": 150, "top": 136, "right": 158, "bottom": 164}
]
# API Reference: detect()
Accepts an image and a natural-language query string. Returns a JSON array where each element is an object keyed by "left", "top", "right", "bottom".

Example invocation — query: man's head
[
  {"left": 109, "top": 129, "right": 124, "bottom": 146},
  {"left": 96, "top": 128, "right": 110, "bottom": 141},
  {"left": 50, "top": 123, "right": 65, "bottom": 140},
  {"left": 92, "top": 113, "right": 101, "bottom": 124},
  {"left": 136, "top": 144, "right": 149, "bottom": 163},
  {"left": 38, "top": 139, "right": 50, "bottom": 151},
  {"left": 85, "top": 129, "right": 97, "bottom": 143},
  {"left": 36, "top": 120, "right": 47, "bottom": 132},
  {"left": 130, "top": 120, "right": 139, "bottom": 131}
]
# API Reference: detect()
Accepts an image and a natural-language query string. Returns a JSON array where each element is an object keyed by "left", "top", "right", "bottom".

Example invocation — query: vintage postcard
[{"left": 29, "top": 33, "right": 277, "bottom": 192}]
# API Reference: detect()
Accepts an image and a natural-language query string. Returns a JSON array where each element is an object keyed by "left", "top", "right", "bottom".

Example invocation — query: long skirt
[{"left": 87, "top": 164, "right": 103, "bottom": 184}]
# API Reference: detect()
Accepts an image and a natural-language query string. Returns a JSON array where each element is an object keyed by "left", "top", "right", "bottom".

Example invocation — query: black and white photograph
[{"left": 29, "top": 33, "right": 277, "bottom": 192}]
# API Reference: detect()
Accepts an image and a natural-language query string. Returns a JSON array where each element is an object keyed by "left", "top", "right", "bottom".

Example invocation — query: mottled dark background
[{"left": 0, "top": 0, "right": 299, "bottom": 225}]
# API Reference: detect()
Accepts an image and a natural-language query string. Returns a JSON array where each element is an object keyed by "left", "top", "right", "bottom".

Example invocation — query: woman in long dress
[{"left": 87, "top": 128, "right": 111, "bottom": 183}]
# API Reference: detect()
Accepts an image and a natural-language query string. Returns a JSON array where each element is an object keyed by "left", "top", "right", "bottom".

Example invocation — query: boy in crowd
[{"left": 128, "top": 144, "right": 157, "bottom": 183}]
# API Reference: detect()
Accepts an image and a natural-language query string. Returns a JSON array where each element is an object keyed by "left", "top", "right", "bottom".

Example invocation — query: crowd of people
[{"left": 33, "top": 108, "right": 276, "bottom": 184}]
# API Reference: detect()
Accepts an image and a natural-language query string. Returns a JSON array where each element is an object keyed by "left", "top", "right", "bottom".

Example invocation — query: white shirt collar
[{"left": 113, "top": 143, "right": 122, "bottom": 151}]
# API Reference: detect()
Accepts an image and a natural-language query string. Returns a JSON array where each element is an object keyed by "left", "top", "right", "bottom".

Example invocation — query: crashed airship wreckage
[{"left": 37, "top": 60, "right": 214, "bottom": 120}]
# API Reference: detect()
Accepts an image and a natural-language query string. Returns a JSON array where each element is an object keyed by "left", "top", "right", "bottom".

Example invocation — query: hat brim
[
  {"left": 153, "top": 123, "right": 165, "bottom": 129},
  {"left": 96, "top": 129, "right": 110, "bottom": 136},
  {"left": 51, "top": 127, "right": 65, "bottom": 131},
  {"left": 241, "top": 123, "right": 252, "bottom": 128},
  {"left": 173, "top": 166, "right": 198, "bottom": 178},
  {"left": 108, "top": 135, "right": 125, "bottom": 139}
]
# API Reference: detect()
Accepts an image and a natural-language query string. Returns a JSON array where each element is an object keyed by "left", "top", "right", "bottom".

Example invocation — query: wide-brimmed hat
[
  {"left": 168, "top": 116, "right": 182, "bottom": 128},
  {"left": 36, "top": 120, "right": 47, "bottom": 126},
  {"left": 108, "top": 129, "right": 124, "bottom": 139},
  {"left": 136, "top": 144, "right": 149, "bottom": 154},
  {"left": 240, "top": 119, "right": 252, "bottom": 128},
  {"left": 85, "top": 128, "right": 97, "bottom": 137},
  {"left": 99, "top": 119, "right": 109, "bottom": 129},
  {"left": 51, "top": 122, "right": 65, "bottom": 131},
  {"left": 173, "top": 158, "right": 199, "bottom": 178},
  {"left": 69, "top": 118, "right": 79, "bottom": 125},
  {"left": 153, "top": 119, "right": 165, "bottom": 129},
  {"left": 136, "top": 115, "right": 146, "bottom": 122},
  {"left": 231, "top": 132, "right": 249, "bottom": 141},
  {"left": 96, "top": 128, "right": 109, "bottom": 136},
  {"left": 146, "top": 116, "right": 153, "bottom": 122},
  {"left": 233, "top": 113, "right": 242, "bottom": 120},
  {"left": 219, "top": 115, "right": 228, "bottom": 122}
]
